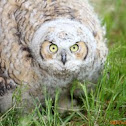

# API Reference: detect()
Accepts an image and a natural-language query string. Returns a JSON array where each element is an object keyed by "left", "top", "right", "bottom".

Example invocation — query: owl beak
[{"left": 61, "top": 50, "right": 67, "bottom": 65}]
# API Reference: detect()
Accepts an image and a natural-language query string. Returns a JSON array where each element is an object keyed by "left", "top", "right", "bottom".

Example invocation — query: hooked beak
[{"left": 61, "top": 50, "right": 67, "bottom": 65}]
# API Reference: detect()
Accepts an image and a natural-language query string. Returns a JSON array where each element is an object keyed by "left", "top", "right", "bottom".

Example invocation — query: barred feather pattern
[{"left": 0, "top": 0, "right": 108, "bottom": 113}]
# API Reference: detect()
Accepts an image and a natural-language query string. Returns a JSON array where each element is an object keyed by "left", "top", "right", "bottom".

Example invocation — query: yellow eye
[
  {"left": 49, "top": 44, "right": 58, "bottom": 53},
  {"left": 70, "top": 44, "right": 79, "bottom": 52}
]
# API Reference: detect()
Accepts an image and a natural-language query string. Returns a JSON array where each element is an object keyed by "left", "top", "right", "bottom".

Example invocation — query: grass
[{"left": 0, "top": 0, "right": 126, "bottom": 126}]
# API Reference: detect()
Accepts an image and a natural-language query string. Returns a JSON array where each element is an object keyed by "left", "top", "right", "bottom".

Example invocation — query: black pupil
[
  {"left": 73, "top": 47, "right": 76, "bottom": 49},
  {"left": 53, "top": 47, "right": 55, "bottom": 50}
]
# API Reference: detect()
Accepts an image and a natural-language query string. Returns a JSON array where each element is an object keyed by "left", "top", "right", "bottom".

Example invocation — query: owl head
[{"left": 30, "top": 19, "right": 104, "bottom": 81}]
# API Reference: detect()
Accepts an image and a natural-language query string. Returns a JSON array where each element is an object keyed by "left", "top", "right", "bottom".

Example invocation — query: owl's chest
[
  {"left": 41, "top": 73, "right": 73, "bottom": 88},
  {"left": 29, "top": 73, "right": 73, "bottom": 101}
]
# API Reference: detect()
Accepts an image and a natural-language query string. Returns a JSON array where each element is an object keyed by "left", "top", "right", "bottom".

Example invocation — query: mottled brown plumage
[{"left": 0, "top": 0, "right": 108, "bottom": 113}]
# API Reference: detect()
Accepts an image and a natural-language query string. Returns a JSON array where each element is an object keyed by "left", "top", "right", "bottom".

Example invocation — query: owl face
[
  {"left": 31, "top": 19, "right": 97, "bottom": 77},
  {"left": 40, "top": 40, "right": 88, "bottom": 66}
]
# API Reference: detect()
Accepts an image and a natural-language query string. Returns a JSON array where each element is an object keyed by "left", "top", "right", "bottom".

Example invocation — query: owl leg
[
  {"left": 0, "top": 77, "right": 17, "bottom": 113},
  {"left": 58, "top": 94, "right": 79, "bottom": 113},
  {"left": 73, "top": 83, "right": 96, "bottom": 99}
]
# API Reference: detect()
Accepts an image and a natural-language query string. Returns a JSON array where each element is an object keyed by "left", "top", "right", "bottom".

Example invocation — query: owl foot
[
  {"left": 0, "top": 77, "right": 16, "bottom": 96},
  {"left": 58, "top": 95, "right": 80, "bottom": 113}
]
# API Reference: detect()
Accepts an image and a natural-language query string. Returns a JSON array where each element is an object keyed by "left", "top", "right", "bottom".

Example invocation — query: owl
[{"left": 0, "top": 0, "right": 108, "bottom": 113}]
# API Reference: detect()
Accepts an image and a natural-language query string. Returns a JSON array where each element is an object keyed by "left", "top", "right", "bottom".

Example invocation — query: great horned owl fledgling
[{"left": 0, "top": 0, "right": 108, "bottom": 113}]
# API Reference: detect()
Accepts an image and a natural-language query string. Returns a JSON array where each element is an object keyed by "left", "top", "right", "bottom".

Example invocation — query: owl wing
[
  {"left": 0, "top": 0, "right": 107, "bottom": 84},
  {"left": 0, "top": 0, "right": 37, "bottom": 84}
]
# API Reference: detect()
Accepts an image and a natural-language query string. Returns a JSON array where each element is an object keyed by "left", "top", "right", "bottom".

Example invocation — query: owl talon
[
  {"left": 0, "top": 77, "right": 16, "bottom": 96},
  {"left": 0, "top": 91, "right": 4, "bottom": 96},
  {"left": 0, "top": 77, "right": 6, "bottom": 96},
  {"left": 6, "top": 79, "right": 17, "bottom": 91},
  {"left": 6, "top": 84, "right": 11, "bottom": 90}
]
